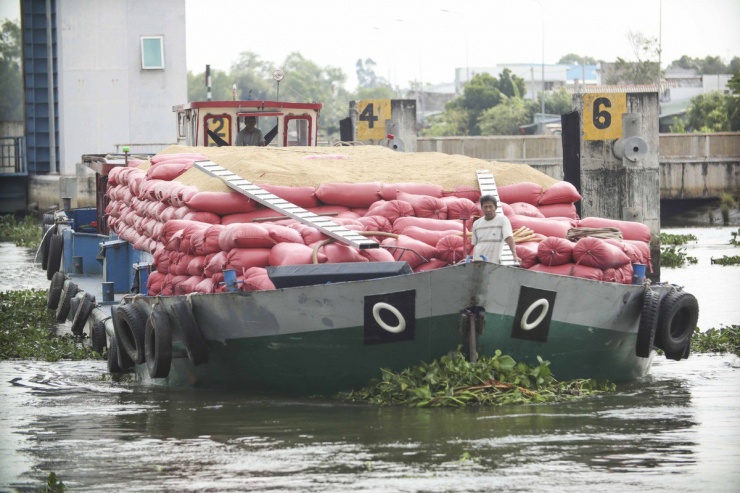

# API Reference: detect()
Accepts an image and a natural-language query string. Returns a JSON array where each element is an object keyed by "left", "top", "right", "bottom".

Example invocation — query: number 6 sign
[{"left": 582, "top": 93, "right": 626, "bottom": 141}]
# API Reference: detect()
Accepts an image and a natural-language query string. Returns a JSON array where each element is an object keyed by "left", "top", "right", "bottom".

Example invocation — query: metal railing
[{"left": 0, "top": 136, "right": 27, "bottom": 175}]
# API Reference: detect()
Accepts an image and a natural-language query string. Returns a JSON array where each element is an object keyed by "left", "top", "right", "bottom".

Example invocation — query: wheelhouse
[{"left": 172, "top": 100, "right": 322, "bottom": 148}]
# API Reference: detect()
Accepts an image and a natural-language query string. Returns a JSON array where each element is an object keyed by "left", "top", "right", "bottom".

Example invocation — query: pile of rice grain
[{"left": 155, "top": 145, "right": 559, "bottom": 193}]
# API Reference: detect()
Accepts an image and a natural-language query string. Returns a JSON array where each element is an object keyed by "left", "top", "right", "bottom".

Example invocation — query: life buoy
[
  {"left": 169, "top": 299, "right": 209, "bottom": 366},
  {"left": 92, "top": 319, "right": 107, "bottom": 354},
  {"left": 113, "top": 303, "right": 148, "bottom": 364},
  {"left": 656, "top": 290, "right": 698, "bottom": 360},
  {"left": 145, "top": 304, "right": 172, "bottom": 378},
  {"left": 520, "top": 299, "right": 549, "bottom": 331},
  {"left": 372, "top": 302, "right": 406, "bottom": 333},
  {"left": 70, "top": 293, "right": 96, "bottom": 336},
  {"left": 46, "top": 271, "right": 65, "bottom": 310},
  {"left": 46, "top": 234, "right": 64, "bottom": 281},
  {"left": 55, "top": 282, "right": 78, "bottom": 322},
  {"left": 635, "top": 289, "right": 661, "bottom": 358}
]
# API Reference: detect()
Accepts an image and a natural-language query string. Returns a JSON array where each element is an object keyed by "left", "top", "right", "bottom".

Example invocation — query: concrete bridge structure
[{"left": 417, "top": 133, "right": 740, "bottom": 200}]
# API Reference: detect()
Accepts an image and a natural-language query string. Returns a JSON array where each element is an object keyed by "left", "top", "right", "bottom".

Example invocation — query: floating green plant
[
  {"left": 0, "top": 215, "right": 42, "bottom": 249},
  {"left": 659, "top": 232, "right": 698, "bottom": 246},
  {"left": 711, "top": 255, "right": 740, "bottom": 266},
  {"left": 691, "top": 325, "right": 740, "bottom": 356},
  {"left": 660, "top": 245, "right": 698, "bottom": 268}
]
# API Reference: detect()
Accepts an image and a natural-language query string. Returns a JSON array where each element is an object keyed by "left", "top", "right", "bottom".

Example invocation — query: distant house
[
  {"left": 659, "top": 68, "right": 733, "bottom": 132},
  {"left": 454, "top": 63, "right": 599, "bottom": 97}
]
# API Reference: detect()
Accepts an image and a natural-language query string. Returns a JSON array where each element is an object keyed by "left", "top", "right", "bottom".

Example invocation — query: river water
[{"left": 1, "top": 227, "right": 739, "bottom": 492}]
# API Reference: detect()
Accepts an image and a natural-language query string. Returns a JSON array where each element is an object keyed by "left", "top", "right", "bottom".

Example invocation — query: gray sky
[
  {"left": 184, "top": 0, "right": 739, "bottom": 89},
  {"left": 2, "top": 0, "right": 738, "bottom": 90}
]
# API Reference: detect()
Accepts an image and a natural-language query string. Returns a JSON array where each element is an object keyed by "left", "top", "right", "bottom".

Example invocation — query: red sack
[
  {"left": 336, "top": 210, "right": 361, "bottom": 219},
  {"left": 204, "top": 251, "right": 230, "bottom": 277},
  {"left": 146, "top": 271, "right": 166, "bottom": 295},
  {"left": 269, "top": 243, "right": 327, "bottom": 266},
  {"left": 315, "top": 182, "right": 381, "bottom": 208},
  {"left": 441, "top": 197, "right": 481, "bottom": 220},
  {"left": 242, "top": 274, "right": 276, "bottom": 292},
  {"left": 171, "top": 185, "right": 199, "bottom": 207},
  {"left": 174, "top": 275, "right": 203, "bottom": 295},
  {"left": 443, "top": 185, "right": 480, "bottom": 202},
  {"left": 400, "top": 226, "right": 462, "bottom": 247},
  {"left": 218, "top": 223, "right": 274, "bottom": 250},
  {"left": 173, "top": 204, "right": 195, "bottom": 219},
  {"left": 306, "top": 205, "right": 351, "bottom": 215},
  {"left": 380, "top": 183, "right": 444, "bottom": 200},
  {"left": 227, "top": 248, "right": 271, "bottom": 272},
  {"left": 194, "top": 277, "right": 216, "bottom": 294},
  {"left": 436, "top": 234, "right": 466, "bottom": 264},
  {"left": 183, "top": 211, "right": 221, "bottom": 224},
  {"left": 500, "top": 202, "right": 514, "bottom": 218},
  {"left": 221, "top": 208, "right": 285, "bottom": 225},
  {"left": 356, "top": 215, "right": 393, "bottom": 233},
  {"left": 154, "top": 248, "right": 171, "bottom": 275},
  {"left": 329, "top": 217, "right": 365, "bottom": 230},
  {"left": 392, "top": 216, "right": 467, "bottom": 234},
  {"left": 359, "top": 247, "right": 397, "bottom": 263},
  {"left": 510, "top": 202, "right": 545, "bottom": 218},
  {"left": 577, "top": 217, "right": 651, "bottom": 242},
  {"left": 186, "top": 191, "right": 259, "bottom": 215},
  {"left": 498, "top": 182, "right": 542, "bottom": 206},
  {"left": 509, "top": 216, "right": 573, "bottom": 238},
  {"left": 537, "top": 237, "right": 575, "bottom": 266},
  {"left": 367, "top": 200, "right": 415, "bottom": 223},
  {"left": 171, "top": 253, "right": 196, "bottom": 276},
  {"left": 539, "top": 181, "right": 582, "bottom": 205},
  {"left": 537, "top": 203, "right": 579, "bottom": 219},
  {"left": 291, "top": 224, "right": 327, "bottom": 245},
  {"left": 186, "top": 255, "right": 208, "bottom": 277},
  {"left": 413, "top": 258, "right": 450, "bottom": 272},
  {"left": 262, "top": 223, "right": 305, "bottom": 244},
  {"left": 515, "top": 241, "right": 540, "bottom": 269},
  {"left": 397, "top": 192, "right": 448, "bottom": 219},
  {"left": 257, "top": 183, "right": 319, "bottom": 209},
  {"left": 146, "top": 162, "right": 192, "bottom": 181},
  {"left": 528, "top": 263, "right": 604, "bottom": 281},
  {"left": 381, "top": 235, "right": 438, "bottom": 269},
  {"left": 573, "top": 237, "right": 631, "bottom": 269},
  {"left": 319, "top": 243, "right": 369, "bottom": 263}
]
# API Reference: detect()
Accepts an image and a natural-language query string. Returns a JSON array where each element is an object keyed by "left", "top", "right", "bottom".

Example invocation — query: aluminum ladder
[
  {"left": 194, "top": 161, "right": 379, "bottom": 250},
  {"left": 476, "top": 169, "right": 518, "bottom": 266}
]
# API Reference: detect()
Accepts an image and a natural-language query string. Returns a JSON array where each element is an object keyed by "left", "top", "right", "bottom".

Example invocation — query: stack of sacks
[
  {"left": 499, "top": 181, "right": 582, "bottom": 221},
  {"left": 105, "top": 158, "right": 652, "bottom": 293}
]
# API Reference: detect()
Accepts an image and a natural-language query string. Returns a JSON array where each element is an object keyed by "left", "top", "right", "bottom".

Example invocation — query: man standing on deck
[
  {"left": 235, "top": 116, "right": 265, "bottom": 146},
  {"left": 470, "top": 195, "right": 519, "bottom": 264}
]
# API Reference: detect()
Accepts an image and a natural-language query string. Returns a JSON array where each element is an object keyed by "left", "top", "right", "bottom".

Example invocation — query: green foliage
[
  {"left": 558, "top": 54, "right": 597, "bottom": 65},
  {"left": 0, "top": 215, "right": 42, "bottom": 249},
  {"left": 479, "top": 96, "right": 530, "bottom": 135},
  {"left": 691, "top": 325, "right": 740, "bottom": 355},
  {"left": 0, "top": 289, "right": 103, "bottom": 361},
  {"left": 687, "top": 92, "right": 732, "bottom": 132},
  {"left": 659, "top": 232, "right": 697, "bottom": 245},
  {"left": 356, "top": 58, "right": 388, "bottom": 89},
  {"left": 730, "top": 228, "right": 739, "bottom": 246},
  {"left": 668, "top": 55, "right": 740, "bottom": 75},
  {"left": 710, "top": 255, "right": 740, "bottom": 266},
  {"left": 660, "top": 246, "right": 698, "bottom": 268},
  {"left": 606, "top": 31, "right": 661, "bottom": 85},
  {"left": 537, "top": 88, "right": 573, "bottom": 116},
  {"left": 669, "top": 119, "right": 687, "bottom": 133},
  {"left": 339, "top": 349, "right": 614, "bottom": 407},
  {"left": 0, "top": 19, "right": 23, "bottom": 121},
  {"left": 42, "top": 472, "right": 66, "bottom": 493}
]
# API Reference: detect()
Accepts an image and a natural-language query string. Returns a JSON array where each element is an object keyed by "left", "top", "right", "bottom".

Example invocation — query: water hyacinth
[{"left": 340, "top": 349, "right": 615, "bottom": 407}]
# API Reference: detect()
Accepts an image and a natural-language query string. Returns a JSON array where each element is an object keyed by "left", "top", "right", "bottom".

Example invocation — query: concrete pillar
[
  {"left": 349, "top": 99, "right": 417, "bottom": 152},
  {"left": 575, "top": 91, "right": 661, "bottom": 280}
]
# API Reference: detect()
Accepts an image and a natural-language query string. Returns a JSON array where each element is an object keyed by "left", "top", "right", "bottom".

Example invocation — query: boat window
[
  {"left": 284, "top": 116, "right": 312, "bottom": 147},
  {"left": 141, "top": 36, "right": 165, "bottom": 70}
]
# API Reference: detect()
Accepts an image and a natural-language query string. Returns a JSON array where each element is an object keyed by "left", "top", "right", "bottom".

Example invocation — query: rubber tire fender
[
  {"left": 70, "top": 293, "right": 96, "bottom": 336},
  {"left": 170, "top": 299, "right": 209, "bottom": 366},
  {"left": 46, "top": 234, "right": 64, "bottom": 281},
  {"left": 55, "top": 282, "right": 79, "bottom": 322},
  {"left": 108, "top": 334, "right": 134, "bottom": 374},
  {"left": 42, "top": 212, "right": 55, "bottom": 225},
  {"left": 635, "top": 289, "right": 661, "bottom": 358},
  {"left": 145, "top": 304, "right": 173, "bottom": 378},
  {"left": 92, "top": 320, "right": 107, "bottom": 354},
  {"left": 656, "top": 290, "right": 698, "bottom": 357},
  {"left": 46, "top": 271, "right": 65, "bottom": 310},
  {"left": 68, "top": 297, "right": 81, "bottom": 324},
  {"left": 40, "top": 224, "right": 56, "bottom": 270},
  {"left": 113, "top": 304, "right": 148, "bottom": 365}
]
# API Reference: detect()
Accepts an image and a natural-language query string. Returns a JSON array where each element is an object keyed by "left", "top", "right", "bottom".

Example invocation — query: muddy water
[{"left": 1, "top": 227, "right": 739, "bottom": 492}]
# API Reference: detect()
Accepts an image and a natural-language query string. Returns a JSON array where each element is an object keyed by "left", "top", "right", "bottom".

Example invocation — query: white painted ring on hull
[
  {"left": 372, "top": 302, "right": 406, "bottom": 333},
  {"left": 521, "top": 298, "right": 549, "bottom": 331}
]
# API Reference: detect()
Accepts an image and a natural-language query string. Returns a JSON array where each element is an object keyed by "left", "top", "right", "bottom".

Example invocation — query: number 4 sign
[
  {"left": 357, "top": 99, "right": 391, "bottom": 140},
  {"left": 582, "top": 93, "right": 626, "bottom": 141}
]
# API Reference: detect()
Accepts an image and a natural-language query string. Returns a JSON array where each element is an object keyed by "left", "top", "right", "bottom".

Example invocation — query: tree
[
  {"left": 0, "top": 19, "right": 23, "bottom": 121},
  {"left": 687, "top": 92, "right": 730, "bottom": 132},
  {"left": 187, "top": 68, "right": 232, "bottom": 102},
  {"left": 536, "top": 88, "right": 572, "bottom": 116},
  {"left": 558, "top": 53, "right": 597, "bottom": 65},
  {"left": 668, "top": 55, "right": 740, "bottom": 74},
  {"left": 606, "top": 31, "right": 661, "bottom": 85},
  {"left": 230, "top": 51, "right": 273, "bottom": 100},
  {"left": 479, "top": 96, "right": 530, "bottom": 135},
  {"left": 355, "top": 58, "right": 388, "bottom": 89},
  {"left": 497, "top": 68, "right": 527, "bottom": 99}
]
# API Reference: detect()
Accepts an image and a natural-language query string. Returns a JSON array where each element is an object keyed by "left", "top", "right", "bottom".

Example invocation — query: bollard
[
  {"left": 72, "top": 256, "right": 83, "bottom": 274},
  {"left": 102, "top": 282, "right": 114, "bottom": 302},
  {"left": 62, "top": 197, "right": 72, "bottom": 211},
  {"left": 632, "top": 263, "right": 647, "bottom": 285},
  {"left": 223, "top": 269, "right": 238, "bottom": 292}
]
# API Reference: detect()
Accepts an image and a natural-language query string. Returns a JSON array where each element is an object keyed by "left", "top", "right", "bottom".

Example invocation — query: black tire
[
  {"left": 107, "top": 334, "right": 133, "bottom": 374},
  {"left": 46, "top": 234, "right": 64, "bottom": 280},
  {"left": 42, "top": 213, "right": 55, "bottom": 225},
  {"left": 665, "top": 339, "right": 692, "bottom": 361},
  {"left": 47, "top": 271, "right": 65, "bottom": 310},
  {"left": 70, "top": 293, "right": 96, "bottom": 336},
  {"left": 92, "top": 320, "right": 107, "bottom": 354},
  {"left": 170, "top": 299, "right": 209, "bottom": 366},
  {"left": 41, "top": 224, "right": 56, "bottom": 270},
  {"left": 55, "top": 282, "right": 79, "bottom": 322},
  {"left": 635, "top": 289, "right": 661, "bottom": 358},
  {"left": 113, "top": 304, "right": 147, "bottom": 364},
  {"left": 656, "top": 291, "right": 699, "bottom": 357},
  {"left": 68, "top": 297, "right": 81, "bottom": 324},
  {"left": 145, "top": 305, "right": 172, "bottom": 378}
]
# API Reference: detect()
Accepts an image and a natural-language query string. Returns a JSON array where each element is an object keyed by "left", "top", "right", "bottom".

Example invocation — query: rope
[{"left": 566, "top": 227, "right": 623, "bottom": 242}]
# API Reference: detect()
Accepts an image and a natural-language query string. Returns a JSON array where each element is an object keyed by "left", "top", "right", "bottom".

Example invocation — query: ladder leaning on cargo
[
  {"left": 476, "top": 169, "right": 518, "bottom": 266},
  {"left": 193, "top": 161, "right": 379, "bottom": 251}
]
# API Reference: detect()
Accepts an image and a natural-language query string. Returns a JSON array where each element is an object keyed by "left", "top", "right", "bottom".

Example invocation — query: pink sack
[
  {"left": 242, "top": 274, "right": 276, "bottom": 292},
  {"left": 151, "top": 152, "right": 206, "bottom": 164},
  {"left": 510, "top": 202, "right": 545, "bottom": 218},
  {"left": 441, "top": 197, "right": 481, "bottom": 220},
  {"left": 397, "top": 192, "right": 448, "bottom": 219},
  {"left": 442, "top": 185, "right": 480, "bottom": 202},
  {"left": 269, "top": 243, "right": 327, "bottom": 266},
  {"left": 146, "top": 271, "right": 166, "bottom": 295},
  {"left": 174, "top": 275, "right": 203, "bottom": 295},
  {"left": 537, "top": 203, "right": 579, "bottom": 219},
  {"left": 194, "top": 277, "right": 216, "bottom": 294},
  {"left": 515, "top": 241, "right": 541, "bottom": 269},
  {"left": 146, "top": 162, "right": 192, "bottom": 181},
  {"left": 436, "top": 235, "right": 466, "bottom": 264},
  {"left": 393, "top": 216, "right": 468, "bottom": 234},
  {"left": 257, "top": 183, "right": 319, "bottom": 209},
  {"left": 537, "top": 237, "right": 575, "bottom": 266},
  {"left": 380, "top": 183, "right": 444, "bottom": 200},
  {"left": 186, "top": 256, "right": 208, "bottom": 277},
  {"left": 359, "top": 247, "right": 397, "bottom": 263},
  {"left": 356, "top": 215, "right": 393, "bottom": 233},
  {"left": 227, "top": 248, "right": 272, "bottom": 272},
  {"left": 528, "top": 263, "right": 604, "bottom": 281},
  {"left": 218, "top": 223, "right": 274, "bottom": 250},
  {"left": 262, "top": 223, "right": 305, "bottom": 244},
  {"left": 315, "top": 182, "right": 381, "bottom": 208},
  {"left": 319, "top": 243, "right": 369, "bottom": 263},
  {"left": 204, "top": 251, "right": 230, "bottom": 277},
  {"left": 186, "top": 191, "right": 259, "bottom": 215},
  {"left": 367, "top": 200, "right": 415, "bottom": 223},
  {"left": 413, "top": 258, "right": 450, "bottom": 272},
  {"left": 577, "top": 217, "right": 651, "bottom": 242},
  {"left": 498, "top": 182, "right": 543, "bottom": 206},
  {"left": 381, "top": 235, "right": 438, "bottom": 269},
  {"left": 573, "top": 237, "right": 631, "bottom": 269},
  {"left": 400, "top": 226, "right": 463, "bottom": 247},
  {"left": 539, "top": 181, "right": 582, "bottom": 205},
  {"left": 509, "top": 216, "right": 573, "bottom": 238}
]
